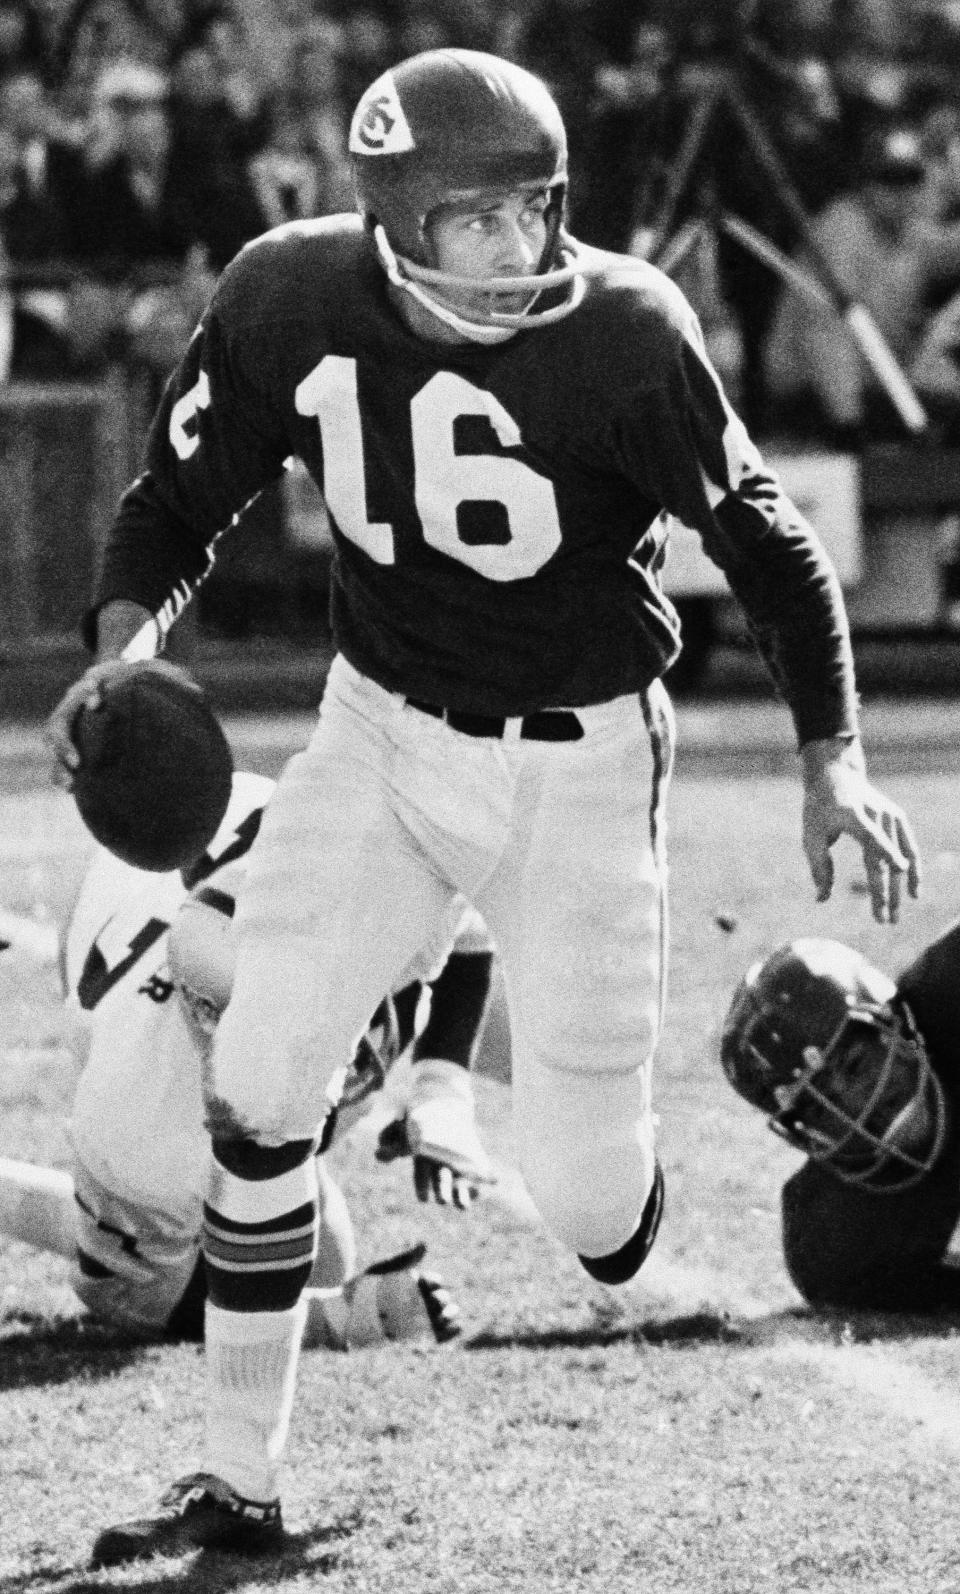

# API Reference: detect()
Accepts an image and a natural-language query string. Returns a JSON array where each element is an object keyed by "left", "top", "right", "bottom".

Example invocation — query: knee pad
[
  {"left": 579, "top": 1159, "right": 664, "bottom": 1285},
  {"left": 211, "top": 1136, "right": 314, "bottom": 1180}
]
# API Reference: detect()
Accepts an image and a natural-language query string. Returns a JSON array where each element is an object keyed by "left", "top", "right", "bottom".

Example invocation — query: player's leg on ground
[
  {"left": 478, "top": 684, "right": 674, "bottom": 1277},
  {"left": 0, "top": 1159, "right": 75, "bottom": 1257}
]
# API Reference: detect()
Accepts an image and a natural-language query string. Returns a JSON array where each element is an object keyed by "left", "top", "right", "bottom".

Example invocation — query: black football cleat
[{"left": 90, "top": 1472, "right": 284, "bottom": 1566}]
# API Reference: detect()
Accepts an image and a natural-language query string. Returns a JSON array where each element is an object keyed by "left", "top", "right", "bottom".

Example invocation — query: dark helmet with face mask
[
  {"left": 348, "top": 48, "right": 594, "bottom": 343},
  {"left": 720, "top": 937, "right": 948, "bottom": 1191}
]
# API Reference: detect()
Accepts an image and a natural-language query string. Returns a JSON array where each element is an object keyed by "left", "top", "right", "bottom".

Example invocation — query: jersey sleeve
[
  {"left": 623, "top": 305, "right": 859, "bottom": 746},
  {"left": 85, "top": 257, "right": 292, "bottom": 646}
]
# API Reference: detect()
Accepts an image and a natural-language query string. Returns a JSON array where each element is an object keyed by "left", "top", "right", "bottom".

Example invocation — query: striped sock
[
  {"left": 203, "top": 1152, "right": 319, "bottom": 1312},
  {"left": 201, "top": 1148, "right": 319, "bottom": 1501}
]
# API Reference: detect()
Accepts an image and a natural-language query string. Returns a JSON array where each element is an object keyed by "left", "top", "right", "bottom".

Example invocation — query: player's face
[{"left": 427, "top": 185, "right": 550, "bottom": 316}]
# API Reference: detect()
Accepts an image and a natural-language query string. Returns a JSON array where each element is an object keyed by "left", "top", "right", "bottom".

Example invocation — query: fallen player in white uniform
[{"left": 0, "top": 772, "right": 495, "bottom": 1348}]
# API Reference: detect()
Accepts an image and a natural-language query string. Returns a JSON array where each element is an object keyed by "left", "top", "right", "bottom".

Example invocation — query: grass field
[{"left": 3, "top": 712, "right": 960, "bottom": 1593}]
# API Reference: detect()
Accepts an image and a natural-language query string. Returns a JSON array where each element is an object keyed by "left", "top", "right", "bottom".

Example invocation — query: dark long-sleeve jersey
[
  {"left": 782, "top": 919, "right": 960, "bottom": 1311},
  {"left": 87, "top": 214, "right": 858, "bottom": 735}
]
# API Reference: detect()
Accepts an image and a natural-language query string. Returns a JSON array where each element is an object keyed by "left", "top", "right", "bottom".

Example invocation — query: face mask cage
[
  {"left": 369, "top": 171, "right": 598, "bottom": 341},
  {"left": 376, "top": 224, "right": 592, "bottom": 339},
  {"left": 740, "top": 995, "right": 948, "bottom": 1190}
]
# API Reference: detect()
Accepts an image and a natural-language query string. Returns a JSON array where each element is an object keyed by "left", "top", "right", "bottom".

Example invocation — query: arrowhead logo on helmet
[{"left": 349, "top": 76, "right": 415, "bottom": 156}]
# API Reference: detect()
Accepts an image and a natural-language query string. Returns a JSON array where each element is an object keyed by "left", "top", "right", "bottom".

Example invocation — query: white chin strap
[{"left": 374, "top": 225, "right": 589, "bottom": 344}]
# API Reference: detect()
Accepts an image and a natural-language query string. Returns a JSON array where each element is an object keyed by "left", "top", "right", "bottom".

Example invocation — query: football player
[
  {"left": 0, "top": 770, "right": 495, "bottom": 1347},
  {"left": 44, "top": 48, "right": 920, "bottom": 1563},
  {"left": 721, "top": 923, "right": 960, "bottom": 1311}
]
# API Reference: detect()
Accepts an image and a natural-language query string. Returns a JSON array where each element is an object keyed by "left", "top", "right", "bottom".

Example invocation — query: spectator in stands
[
  {"left": 762, "top": 124, "right": 935, "bottom": 445},
  {"left": 248, "top": 93, "right": 325, "bottom": 227},
  {"left": 333, "top": 7, "right": 398, "bottom": 115},
  {"left": 511, "top": 0, "right": 634, "bottom": 240},
  {"left": 123, "top": 237, "right": 217, "bottom": 378},
  {"left": 581, "top": 19, "right": 672, "bottom": 253},
  {"left": 391, "top": 3, "right": 450, "bottom": 62},
  {"left": 73, "top": 58, "right": 275, "bottom": 373},
  {"left": 0, "top": 67, "right": 74, "bottom": 213},
  {"left": 65, "top": 62, "right": 186, "bottom": 270},
  {"left": 0, "top": 230, "right": 12, "bottom": 382},
  {"left": 0, "top": 67, "right": 89, "bottom": 375},
  {"left": 176, "top": 1, "right": 268, "bottom": 123},
  {"left": 0, "top": 0, "right": 52, "bottom": 80},
  {"left": 276, "top": 18, "right": 356, "bottom": 216},
  {"left": 611, "top": 4, "right": 853, "bottom": 435},
  {"left": 17, "top": 59, "right": 252, "bottom": 378},
  {"left": 909, "top": 102, "right": 960, "bottom": 315},
  {"left": 7, "top": 0, "right": 76, "bottom": 87},
  {"left": 391, "top": 0, "right": 498, "bottom": 56},
  {"left": 235, "top": 0, "right": 318, "bottom": 95},
  {"left": 167, "top": 18, "right": 272, "bottom": 269},
  {"left": 53, "top": 0, "right": 178, "bottom": 124}
]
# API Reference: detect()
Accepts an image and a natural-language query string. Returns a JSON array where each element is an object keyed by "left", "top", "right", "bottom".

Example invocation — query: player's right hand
[
  {"left": 46, "top": 661, "right": 133, "bottom": 786},
  {"left": 45, "top": 658, "right": 196, "bottom": 788}
]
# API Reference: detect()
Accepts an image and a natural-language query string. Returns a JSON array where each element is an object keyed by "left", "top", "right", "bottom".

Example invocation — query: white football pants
[{"left": 209, "top": 654, "right": 674, "bottom": 1260}]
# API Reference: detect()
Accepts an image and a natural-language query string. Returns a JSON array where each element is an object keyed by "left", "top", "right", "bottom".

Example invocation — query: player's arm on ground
[
  {"left": 377, "top": 945, "right": 496, "bottom": 1208},
  {"left": 303, "top": 1243, "right": 461, "bottom": 1350}
]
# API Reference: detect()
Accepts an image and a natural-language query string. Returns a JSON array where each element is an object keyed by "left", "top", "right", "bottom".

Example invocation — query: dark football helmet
[
  {"left": 720, "top": 938, "right": 948, "bottom": 1190},
  {"left": 348, "top": 48, "right": 594, "bottom": 342}
]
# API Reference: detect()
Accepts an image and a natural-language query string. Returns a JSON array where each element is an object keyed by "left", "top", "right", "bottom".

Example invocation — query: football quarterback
[
  {"left": 46, "top": 46, "right": 919, "bottom": 1564},
  {"left": 722, "top": 922, "right": 960, "bottom": 1310}
]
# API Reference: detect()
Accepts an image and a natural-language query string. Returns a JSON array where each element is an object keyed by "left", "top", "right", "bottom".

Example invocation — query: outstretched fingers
[{"left": 849, "top": 793, "right": 920, "bottom": 924}]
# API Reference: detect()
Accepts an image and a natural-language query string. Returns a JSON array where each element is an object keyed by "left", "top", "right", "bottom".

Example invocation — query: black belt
[{"left": 406, "top": 697, "right": 584, "bottom": 741}]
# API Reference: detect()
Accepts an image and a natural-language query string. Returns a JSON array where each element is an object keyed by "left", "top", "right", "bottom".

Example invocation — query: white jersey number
[
  {"left": 169, "top": 372, "right": 211, "bottom": 461},
  {"left": 295, "top": 357, "right": 562, "bottom": 581}
]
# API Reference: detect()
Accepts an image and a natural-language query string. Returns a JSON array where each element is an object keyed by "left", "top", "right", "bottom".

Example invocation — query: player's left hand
[{"left": 800, "top": 736, "right": 920, "bottom": 924}]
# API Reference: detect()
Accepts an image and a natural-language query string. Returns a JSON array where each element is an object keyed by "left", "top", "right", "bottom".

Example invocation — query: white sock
[{"left": 204, "top": 1297, "right": 307, "bottom": 1503}]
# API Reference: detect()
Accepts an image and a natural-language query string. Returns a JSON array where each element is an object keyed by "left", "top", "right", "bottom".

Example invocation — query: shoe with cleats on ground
[{"left": 90, "top": 1472, "right": 284, "bottom": 1566}]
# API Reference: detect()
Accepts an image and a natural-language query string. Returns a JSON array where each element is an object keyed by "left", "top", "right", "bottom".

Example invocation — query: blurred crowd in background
[{"left": 7, "top": 0, "right": 960, "bottom": 447}]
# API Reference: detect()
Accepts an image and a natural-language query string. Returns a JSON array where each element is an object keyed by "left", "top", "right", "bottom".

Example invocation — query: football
[{"left": 71, "top": 663, "right": 234, "bottom": 872}]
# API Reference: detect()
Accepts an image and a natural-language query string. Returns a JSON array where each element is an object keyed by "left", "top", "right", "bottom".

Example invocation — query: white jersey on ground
[{"left": 60, "top": 771, "right": 486, "bottom": 1330}]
